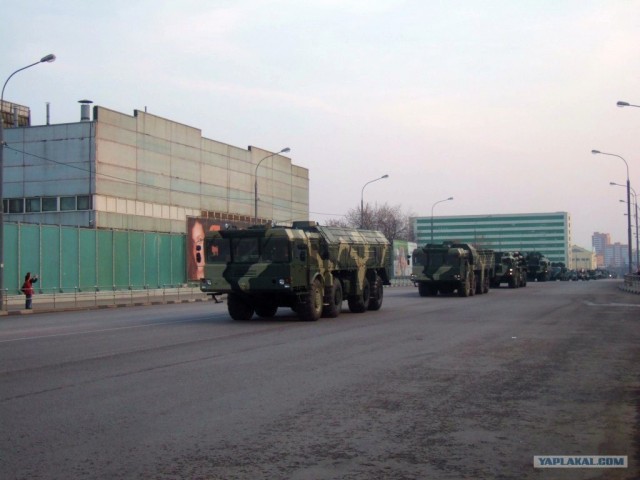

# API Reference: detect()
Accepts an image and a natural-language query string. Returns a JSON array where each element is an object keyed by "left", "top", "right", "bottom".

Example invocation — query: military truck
[
  {"left": 526, "top": 251, "right": 551, "bottom": 282},
  {"left": 491, "top": 251, "right": 527, "bottom": 288},
  {"left": 411, "top": 242, "right": 495, "bottom": 297},
  {"left": 199, "top": 221, "right": 390, "bottom": 321}
]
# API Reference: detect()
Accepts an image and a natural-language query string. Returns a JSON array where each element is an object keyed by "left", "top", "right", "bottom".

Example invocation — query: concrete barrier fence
[{"left": 1, "top": 285, "right": 213, "bottom": 315}]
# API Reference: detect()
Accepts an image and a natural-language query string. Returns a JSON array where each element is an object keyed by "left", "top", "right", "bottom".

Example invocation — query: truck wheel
[
  {"left": 255, "top": 303, "right": 278, "bottom": 318},
  {"left": 322, "top": 278, "right": 343, "bottom": 318},
  {"left": 348, "top": 277, "right": 370, "bottom": 313},
  {"left": 482, "top": 275, "right": 490, "bottom": 294},
  {"left": 508, "top": 277, "right": 517, "bottom": 288},
  {"left": 418, "top": 282, "right": 429, "bottom": 297},
  {"left": 368, "top": 275, "right": 384, "bottom": 311},
  {"left": 475, "top": 274, "right": 483, "bottom": 295},
  {"left": 458, "top": 274, "right": 472, "bottom": 297},
  {"left": 299, "top": 278, "right": 323, "bottom": 321},
  {"left": 228, "top": 293, "right": 254, "bottom": 320}
]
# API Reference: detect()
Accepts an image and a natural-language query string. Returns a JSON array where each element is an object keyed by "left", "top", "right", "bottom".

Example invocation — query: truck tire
[
  {"left": 348, "top": 277, "right": 370, "bottom": 313},
  {"left": 368, "top": 275, "right": 384, "bottom": 311},
  {"left": 228, "top": 293, "right": 254, "bottom": 321},
  {"left": 322, "top": 278, "right": 343, "bottom": 318},
  {"left": 458, "top": 273, "right": 472, "bottom": 297},
  {"left": 482, "top": 275, "right": 490, "bottom": 294},
  {"left": 508, "top": 276, "right": 517, "bottom": 288},
  {"left": 255, "top": 303, "right": 278, "bottom": 318},
  {"left": 475, "top": 274, "right": 483, "bottom": 295},
  {"left": 299, "top": 278, "right": 323, "bottom": 321}
]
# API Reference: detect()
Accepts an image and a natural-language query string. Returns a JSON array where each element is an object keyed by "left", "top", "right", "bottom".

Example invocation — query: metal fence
[{"left": 4, "top": 223, "right": 186, "bottom": 294}]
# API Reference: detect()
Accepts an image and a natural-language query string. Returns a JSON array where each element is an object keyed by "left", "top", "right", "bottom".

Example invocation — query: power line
[{"left": 4, "top": 144, "right": 347, "bottom": 218}]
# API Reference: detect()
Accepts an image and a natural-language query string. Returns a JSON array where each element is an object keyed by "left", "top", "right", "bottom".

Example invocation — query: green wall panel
[
  {"left": 5, "top": 224, "right": 19, "bottom": 294},
  {"left": 2, "top": 224, "right": 188, "bottom": 293},
  {"left": 158, "top": 234, "right": 172, "bottom": 286},
  {"left": 129, "top": 232, "right": 145, "bottom": 288},
  {"left": 113, "top": 231, "right": 130, "bottom": 288},
  {"left": 79, "top": 229, "right": 97, "bottom": 290},
  {"left": 60, "top": 227, "right": 79, "bottom": 292},
  {"left": 173, "top": 235, "right": 186, "bottom": 284},
  {"left": 41, "top": 226, "right": 61, "bottom": 293},
  {"left": 97, "top": 230, "right": 114, "bottom": 288},
  {"left": 144, "top": 234, "right": 159, "bottom": 287},
  {"left": 19, "top": 225, "right": 40, "bottom": 291}
]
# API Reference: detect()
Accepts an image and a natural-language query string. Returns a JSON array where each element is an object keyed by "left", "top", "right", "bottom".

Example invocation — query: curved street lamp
[
  {"left": 617, "top": 100, "right": 640, "bottom": 108},
  {"left": 360, "top": 174, "right": 389, "bottom": 228},
  {"left": 1, "top": 53, "right": 56, "bottom": 311},
  {"left": 253, "top": 147, "right": 290, "bottom": 224},
  {"left": 613, "top": 182, "right": 640, "bottom": 270},
  {"left": 430, "top": 197, "right": 454, "bottom": 243},
  {"left": 592, "top": 150, "right": 632, "bottom": 273}
]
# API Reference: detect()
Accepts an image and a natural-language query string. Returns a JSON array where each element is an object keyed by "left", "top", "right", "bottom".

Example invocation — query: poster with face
[{"left": 186, "top": 217, "right": 250, "bottom": 281}]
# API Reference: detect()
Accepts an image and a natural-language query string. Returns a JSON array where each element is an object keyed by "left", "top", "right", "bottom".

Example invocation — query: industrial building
[
  {"left": 1, "top": 101, "right": 309, "bottom": 291},
  {"left": 414, "top": 212, "right": 571, "bottom": 265}
]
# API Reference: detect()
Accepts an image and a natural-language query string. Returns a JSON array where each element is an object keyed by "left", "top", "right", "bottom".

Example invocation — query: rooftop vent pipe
[{"left": 78, "top": 99, "right": 93, "bottom": 121}]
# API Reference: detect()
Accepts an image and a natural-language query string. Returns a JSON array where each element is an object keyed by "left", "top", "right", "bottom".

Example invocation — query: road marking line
[{"left": 585, "top": 302, "right": 640, "bottom": 308}]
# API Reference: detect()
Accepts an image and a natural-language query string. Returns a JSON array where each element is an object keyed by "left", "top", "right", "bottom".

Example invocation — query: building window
[
  {"left": 9, "top": 199, "right": 24, "bottom": 213},
  {"left": 26, "top": 198, "right": 41, "bottom": 213},
  {"left": 60, "top": 196, "right": 76, "bottom": 211},
  {"left": 42, "top": 197, "right": 58, "bottom": 212},
  {"left": 77, "top": 195, "right": 92, "bottom": 210},
  {"left": 2, "top": 199, "right": 6, "bottom": 214}
]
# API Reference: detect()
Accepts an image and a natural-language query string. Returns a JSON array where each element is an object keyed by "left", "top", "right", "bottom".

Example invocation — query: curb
[{"left": 1, "top": 296, "right": 218, "bottom": 316}]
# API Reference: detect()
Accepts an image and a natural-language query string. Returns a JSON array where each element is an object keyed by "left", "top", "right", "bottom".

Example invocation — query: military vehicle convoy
[
  {"left": 526, "top": 251, "right": 551, "bottom": 282},
  {"left": 411, "top": 242, "right": 495, "bottom": 297},
  {"left": 491, "top": 251, "right": 527, "bottom": 288},
  {"left": 199, "top": 221, "right": 390, "bottom": 321}
]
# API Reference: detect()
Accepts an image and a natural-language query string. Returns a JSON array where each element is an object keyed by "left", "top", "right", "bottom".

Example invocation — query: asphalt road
[{"left": 1, "top": 279, "right": 638, "bottom": 479}]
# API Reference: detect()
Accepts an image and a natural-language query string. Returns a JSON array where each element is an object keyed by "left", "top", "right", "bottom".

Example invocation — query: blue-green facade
[
  {"left": 4, "top": 223, "right": 185, "bottom": 294},
  {"left": 414, "top": 212, "right": 571, "bottom": 264}
]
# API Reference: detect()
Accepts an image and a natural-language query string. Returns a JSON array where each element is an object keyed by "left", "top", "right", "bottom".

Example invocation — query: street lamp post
[
  {"left": 592, "top": 150, "right": 632, "bottom": 274},
  {"left": 253, "top": 147, "right": 290, "bottom": 224},
  {"left": 360, "top": 174, "right": 389, "bottom": 229},
  {"left": 1, "top": 53, "right": 56, "bottom": 311},
  {"left": 611, "top": 182, "right": 640, "bottom": 270},
  {"left": 617, "top": 100, "right": 640, "bottom": 109},
  {"left": 430, "top": 197, "right": 454, "bottom": 243}
]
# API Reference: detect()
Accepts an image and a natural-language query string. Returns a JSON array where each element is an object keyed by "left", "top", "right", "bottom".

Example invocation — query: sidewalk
[{"left": 0, "top": 287, "right": 220, "bottom": 316}]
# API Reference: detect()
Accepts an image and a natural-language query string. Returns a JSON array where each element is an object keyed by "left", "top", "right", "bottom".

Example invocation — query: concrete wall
[{"left": 93, "top": 107, "right": 308, "bottom": 232}]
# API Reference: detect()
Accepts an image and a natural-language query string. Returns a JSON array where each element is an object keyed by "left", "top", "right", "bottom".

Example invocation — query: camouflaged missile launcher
[
  {"left": 411, "top": 242, "right": 495, "bottom": 297},
  {"left": 200, "top": 221, "right": 390, "bottom": 321},
  {"left": 491, "top": 251, "right": 528, "bottom": 288}
]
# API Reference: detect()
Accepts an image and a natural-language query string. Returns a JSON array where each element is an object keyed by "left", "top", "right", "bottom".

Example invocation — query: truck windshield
[
  {"left": 261, "top": 237, "right": 290, "bottom": 263},
  {"left": 231, "top": 237, "right": 260, "bottom": 263},
  {"left": 205, "top": 238, "right": 231, "bottom": 264}
]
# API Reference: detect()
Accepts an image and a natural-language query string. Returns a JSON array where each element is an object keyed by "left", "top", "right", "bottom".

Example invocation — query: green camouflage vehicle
[
  {"left": 491, "top": 251, "right": 528, "bottom": 288},
  {"left": 411, "top": 242, "right": 495, "bottom": 297},
  {"left": 199, "top": 221, "right": 390, "bottom": 321},
  {"left": 526, "top": 251, "right": 551, "bottom": 282}
]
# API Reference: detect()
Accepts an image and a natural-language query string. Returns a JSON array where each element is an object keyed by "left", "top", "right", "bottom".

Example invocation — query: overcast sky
[{"left": 3, "top": 0, "right": 640, "bottom": 248}]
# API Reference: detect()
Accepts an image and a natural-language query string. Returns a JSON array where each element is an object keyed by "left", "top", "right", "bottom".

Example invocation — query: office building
[{"left": 414, "top": 212, "right": 571, "bottom": 264}]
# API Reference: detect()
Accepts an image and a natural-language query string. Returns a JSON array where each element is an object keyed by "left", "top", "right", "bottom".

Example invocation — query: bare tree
[{"left": 324, "top": 203, "right": 415, "bottom": 242}]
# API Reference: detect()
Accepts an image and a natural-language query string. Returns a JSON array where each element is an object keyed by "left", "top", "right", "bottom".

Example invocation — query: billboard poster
[
  {"left": 392, "top": 240, "right": 417, "bottom": 278},
  {"left": 187, "top": 217, "right": 251, "bottom": 281}
]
